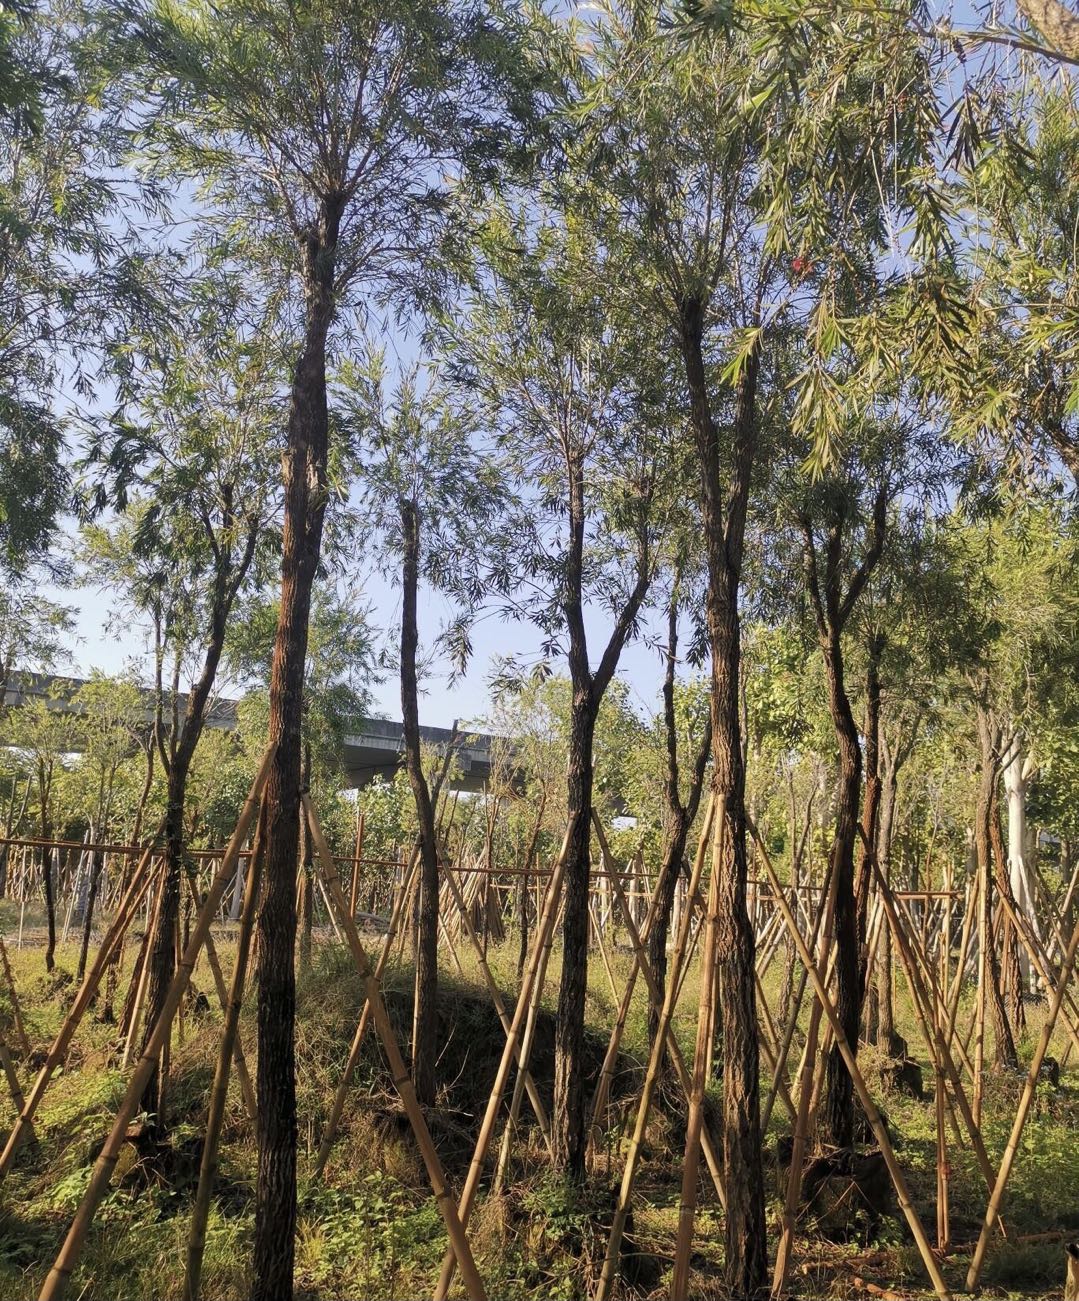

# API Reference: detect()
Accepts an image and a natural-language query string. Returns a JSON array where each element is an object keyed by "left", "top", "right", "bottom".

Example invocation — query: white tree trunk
[{"left": 1003, "top": 740, "right": 1040, "bottom": 987}]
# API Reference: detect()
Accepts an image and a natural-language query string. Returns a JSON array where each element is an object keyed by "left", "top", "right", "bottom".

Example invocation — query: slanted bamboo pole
[
  {"left": 589, "top": 862, "right": 667, "bottom": 1148},
  {"left": 755, "top": 828, "right": 952, "bottom": 1301},
  {"left": 771, "top": 852, "right": 839, "bottom": 1301},
  {"left": 966, "top": 903, "right": 1079, "bottom": 1292},
  {"left": 303, "top": 796, "right": 486, "bottom": 1301},
  {"left": 0, "top": 935, "right": 29, "bottom": 1057},
  {"left": 311, "top": 846, "right": 421, "bottom": 1180},
  {"left": 0, "top": 1039, "right": 35, "bottom": 1151},
  {"left": 870, "top": 854, "right": 1001, "bottom": 1208},
  {"left": 442, "top": 862, "right": 551, "bottom": 1150},
  {"left": 595, "top": 799, "right": 724, "bottom": 1301},
  {"left": 182, "top": 809, "right": 266, "bottom": 1301},
  {"left": 671, "top": 825, "right": 722, "bottom": 1300},
  {"left": 183, "top": 870, "right": 258, "bottom": 1124},
  {"left": 999, "top": 889, "right": 1079, "bottom": 1058},
  {"left": 761, "top": 855, "right": 835, "bottom": 1137},
  {"left": 0, "top": 834, "right": 160, "bottom": 1182},
  {"left": 37, "top": 749, "right": 274, "bottom": 1301},
  {"left": 432, "top": 823, "right": 573, "bottom": 1301},
  {"left": 591, "top": 811, "right": 727, "bottom": 1208}
]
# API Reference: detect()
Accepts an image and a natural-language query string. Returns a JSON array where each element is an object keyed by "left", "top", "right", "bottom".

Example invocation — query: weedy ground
[{"left": 0, "top": 899, "right": 1077, "bottom": 1300}]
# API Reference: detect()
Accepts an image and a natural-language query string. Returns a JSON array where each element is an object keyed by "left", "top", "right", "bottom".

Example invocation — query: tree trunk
[
  {"left": 140, "top": 752, "right": 190, "bottom": 1119},
  {"left": 298, "top": 744, "right": 314, "bottom": 977},
  {"left": 76, "top": 845, "right": 104, "bottom": 985},
  {"left": 876, "top": 752, "right": 900, "bottom": 1055},
  {"left": 251, "top": 192, "right": 342, "bottom": 1301},
  {"left": 680, "top": 294, "right": 767, "bottom": 1298},
  {"left": 975, "top": 711, "right": 1018, "bottom": 1071},
  {"left": 400, "top": 498, "right": 441, "bottom": 1108},
  {"left": 855, "top": 636, "right": 883, "bottom": 1003},
  {"left": 553, "top": 693, "right": 595, "bottom": 1178},
  {"left": 821, "top": 630, "right": 863, "bottom": 1149},
  {"left": 991, "top": 799, "right": 1027, "bottom": 1038},
  {"left": 38, "top": 761, "right": 55, "bottom": 972}
]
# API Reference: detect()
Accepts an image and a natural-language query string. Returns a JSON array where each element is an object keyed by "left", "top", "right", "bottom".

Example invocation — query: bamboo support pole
[
  {"left": 0, "top": 1039, "right": 36, "bottom": 1151},
  {"left": 755, "top": 830, "right": 952, "bottom": 1301},
  {"left": 771, "top": 854, "right": 839, "bottom": 1301},
  {"left": 0, "top": 935, "right": 29, "bottom": 1057},
  {"left": 311, "top": 847, "right": 422, "bottom": 1180},
  {"left": 442, "top": 862, "right": 552, "bottom": 1150},
  {"left": 432, "top": 823, "right": 573, "bottom": 1301},
  {"left": 302, "top": 796, "right": 486, "bottom": 1301},
  {"left": 595, "top": 799, "right": 724, "bottom": 1301},
  {"left": 590, "top": 812, "right": 727, "bottom": 1208},
  {"left": 870, "top": 855, "right": 1001, "bottom": 1209},
  {"left": 761, "top": 855, "right": 836, "bottom": 1137},
  {"left": 0, "top": 834, "right": 160, "bottom": 1182},
  {"left": 37, "top": 748, "right": 274, "bottom": 1301},
  {"left": 671, "top": 827, "right": 722, "bottom": 1300},
  {"left": 350, "top": 810, "right": 365, "bottom": 920},
  {"left": 965, "top": 903, "right": 1079, "bottom": 1292},
  {"left": 588, "top": 864, "right": 667, "bottom": 1149},
  {"left": 998, "top": 889, "right": 1079, "bottom": 1058},
  {"left": 182, "top": 810, "right": 266, "bottom": 1301},
  {"left": 182, "top": 870, "right": 258, "bottom": 1124}
]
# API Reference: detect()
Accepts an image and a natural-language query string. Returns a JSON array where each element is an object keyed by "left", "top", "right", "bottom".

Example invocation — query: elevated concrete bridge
[{"left": 2, "top": 672, "right": 500, "bottom": 791}]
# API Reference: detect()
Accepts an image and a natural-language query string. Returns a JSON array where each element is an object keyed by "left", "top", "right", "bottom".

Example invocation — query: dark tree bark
[
  {"left": 140, "top": 483, "right": 259, "bottom": 1120},
  {"left": 800, "top": 483, "right": 888, "bottom": 1150},
  {"left": 679, "top": 294, "right": 767, "bottom": 1298},
  {"left": 991, "top": 797, "right": 1027, "bottom": 1038},
  {"left": 76, "top": 845, "right": 104, "bottom": 985},
  {"left": 297, "top": 744, "right": 314, "bottom": 977},
  {"left": 38, "top": 760, "right": 55, "bottom": 972},
  {"left": 647, "top": 576, "right": 711, "bottom": 1053},
  {"left": 975, "top": 706, "right": 1019, "bottom": 1071},
  {"left": 399, "top": 498, "right": 442, "bottom": 1108},
  {"left": 855, "top": 633, "right": 884, "bottom": 1000},
  {"left": 553, "top": 439, "right": 651, "bottom": 1179},
  {"left": 252, "top": 192, "right": 342, "bottom": 1301}
]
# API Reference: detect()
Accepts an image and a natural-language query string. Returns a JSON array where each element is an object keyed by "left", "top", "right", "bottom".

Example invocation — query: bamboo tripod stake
[
  {"left": 671, "top": 821, "right": 722, "bottom": 1299},
  {"left": 595, "top": 798, "right": 724, "bottom": 1301},
  {"left": 442, "top": 860, "right": 552, "bottom": 1150},
  {"left": 966, "top": 901, "right": 1079, "bottom": 1292},
  {"left": 182, "top": 807, "right": 266, "bottom": 1301},
  {"left": 38, "top": 747, "right": 274, "bottom": 1301},
  {"left": 312, "top": 845, "right": 422, "bottom": 1179},
  {"left": 433, "top": 822, "right": 574, "bottom": 1301},
  {"left": 0, "top": 833, "right": 161, "bottom": 1182},
  {"left": 302, "top": 796, "right": 486, "bottom": 1301},
  {"left": 590, "top": 811, "right": 728, "bottom": 1207},
  {"left": 754, "top": 829, "right": 952, "bottom": 1301}
]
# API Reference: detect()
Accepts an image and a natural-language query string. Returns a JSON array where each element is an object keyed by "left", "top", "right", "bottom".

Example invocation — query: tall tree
[
  {"left": 80, "top": 281, "right": 283, "bottom": 1114},
  {"left": 344, "top": 354, "right": 504, "bottom": 1104},
  {"left": 111, "top": 1, "right": 536, "bottom": 1291},
  {"left": 452, "top": 207, "right": 670, "bottom": 1175}
]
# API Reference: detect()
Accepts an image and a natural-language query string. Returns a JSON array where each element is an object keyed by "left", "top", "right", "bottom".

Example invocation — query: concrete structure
[{"left": 2, "top": 672, "right": 500, "bottom": 791}]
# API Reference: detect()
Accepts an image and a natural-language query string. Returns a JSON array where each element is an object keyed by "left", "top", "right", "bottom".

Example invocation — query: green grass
[{"left": 0, "top": 914, "right": 1077, "bottom": 1299}]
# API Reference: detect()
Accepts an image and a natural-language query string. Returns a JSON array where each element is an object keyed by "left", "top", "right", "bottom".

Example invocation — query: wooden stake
[
  {"left": 965, "top": 903, "right": 1079, "bottom": 1291},
  {"left": 37, "top": 749, "right": 274, "bottom": 1301},
  {"left": 0, "top": 934, "right": 29, "bottom": 1057},
  {"left": 303, "top": 796, "right": 486, "bottom": 1301},
  {"left": 433, "top": 822, "right": 574, "bottom": 1301},
  {"left": 0, "top": 834, "right": 160, "bottom": 1182},
  {"left": 182, "top": 808, "right": 266, "bottom": 1301},
  {"left": 311, "top": 847, "right": 421, "bottom": 1179},
  {"left": 755, "top": 828, "right": 952, "bottom": 1301},
  {"left": 595, "top": 799, "right": 724, "bottom": 1301},
  {"left": 671, "top": 822, "right": 722, "bottom": 1299}
]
